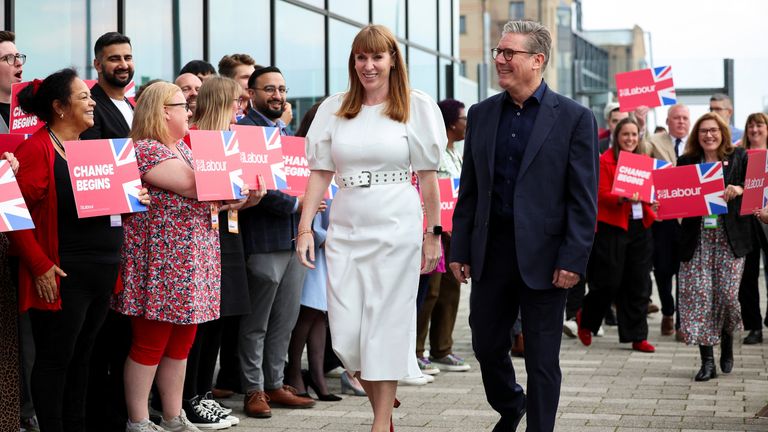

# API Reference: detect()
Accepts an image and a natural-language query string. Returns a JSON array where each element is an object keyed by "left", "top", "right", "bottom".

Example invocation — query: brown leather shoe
[
  {"left": 265, "top": 385, "right": 316, "bottom": 408},
  {"left": 647, "top": 302, "right": 660, "bottom": 314},
  {"left": 661, "top": 315, "right": 675, "bottom": 336},
  {"left": 211, "top": 387, "right": 235, "bottom": 399},
  {"left": 244, "top": 391, "right": 272, "bottom": 418},
  {"left": 510, "top": 333, "right": 525, "bottom": 358}
]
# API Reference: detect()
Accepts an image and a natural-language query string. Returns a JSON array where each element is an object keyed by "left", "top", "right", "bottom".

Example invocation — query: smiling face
[
  {"left": 697, "top": 119, "right": 723, "bottom": 155},
  {"left": 95, "top": 43, "right": 134, "bottom": 90},
  {"left": 165, "top": 90, "right": 191, "bottom": 142},
  {"left": 175, "top": 73, "right": 202, "bottom": 113},
  {"left": 59, "top": 78, "right": 96, "bottom": 132},
  {"left": 494, "top": 33, "right": 542, "bottom": 94},
  {"left": 616, "top": 122, "right": 639, "bottom": 153},
  {"left": 747, "top": 118, "right": 768, "bottom": 148},
  {"left": 353, "top": 51, "right": 393, "bottom": 98},
  {"left": 248, "top": 72, "right": 286, "bottom": 121}
]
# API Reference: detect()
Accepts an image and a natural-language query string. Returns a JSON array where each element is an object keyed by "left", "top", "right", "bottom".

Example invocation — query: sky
[{"left": 580, "top": 0, "right": 768, "bottom": 129}]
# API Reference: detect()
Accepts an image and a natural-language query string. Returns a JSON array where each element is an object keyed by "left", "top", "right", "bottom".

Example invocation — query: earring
[{"left": 59, "top": 113, "right": 64, "bottom": 119}]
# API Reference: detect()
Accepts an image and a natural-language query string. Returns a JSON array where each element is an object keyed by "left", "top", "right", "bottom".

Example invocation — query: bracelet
[{"left": 294, "top": 229, "right": 313, "bottom": 240}]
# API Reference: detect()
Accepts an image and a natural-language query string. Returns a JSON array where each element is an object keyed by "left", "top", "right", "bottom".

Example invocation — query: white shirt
[{"left": 111, "top": 98, "right": 134, "bottom": 126}]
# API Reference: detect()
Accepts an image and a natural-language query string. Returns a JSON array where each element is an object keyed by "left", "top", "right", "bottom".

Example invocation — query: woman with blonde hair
[
  {"left": 296, "top": 25, "right": 446, "bottom": 432},
  {"left": 113, "top": 81, "right": 253, "bottom": 432}
]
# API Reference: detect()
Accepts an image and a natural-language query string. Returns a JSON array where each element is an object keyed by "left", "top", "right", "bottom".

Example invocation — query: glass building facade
[{"left": 5, "top": 0, "right": 459, "bottom": 128}]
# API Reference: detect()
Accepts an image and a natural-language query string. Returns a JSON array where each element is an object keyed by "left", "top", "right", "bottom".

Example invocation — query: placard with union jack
[
  {"left": 0, "top": 160, "right": 33, "bottom": 232},
  {"left": 189, "top": 130, "right": 245, "bottom": 201},
  {"left": 611, "top": 151, "right": 672, "bottom": 203},
  {"left": 615, "top": 65, "right": 676, "bottom": 112},
  {"left": 232, "top": 125, "right": 286, "bottom": 191},
  {"left": 741, "top": 149, "right": 768, "bottom": 215},
  {"left": 62, "top": 138, "right": 147, "bottom": 218},
  {"left": 652, "top": 161, "right": 726, "bottom": 219}
]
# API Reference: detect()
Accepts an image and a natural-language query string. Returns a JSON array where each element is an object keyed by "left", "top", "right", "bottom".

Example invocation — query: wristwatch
[{"left": 425, "top": 225, "right": 443, "bottom": 235}]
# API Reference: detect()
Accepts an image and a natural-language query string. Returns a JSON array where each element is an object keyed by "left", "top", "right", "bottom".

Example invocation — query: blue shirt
[
  {"left": 730, "top": 126, "right": 743, "bottom": 144},
  {"left": 492, "top": 80, "right": 547, "bottom": 219}
]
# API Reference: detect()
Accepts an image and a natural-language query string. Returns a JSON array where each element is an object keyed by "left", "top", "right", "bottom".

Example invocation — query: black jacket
[
  {"left": 81, "top": 83, "right": 132, "bottom": 140},
  {"left": 678, "top": 147, "right": 753, "bottom": 261}
]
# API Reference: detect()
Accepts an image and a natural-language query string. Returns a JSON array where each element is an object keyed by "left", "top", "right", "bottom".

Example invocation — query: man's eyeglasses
[
  {"left": 165, "top": 102, "right": 190, "bottom": 112},
  {"left": 0, "top": 53, "right": 26, "bottom": 65},
  {"left": 699, "top": 127, "right": 721, "bottom": 136},
  {"left": 490, "top": 48, "right": 534, "bottom": 62},
  {"left": 251, "top": 86, "right": 288, "bottom": 96}
]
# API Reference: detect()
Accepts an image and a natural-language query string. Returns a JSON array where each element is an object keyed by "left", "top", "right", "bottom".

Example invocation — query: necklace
[{"left": 46, "top": 126, "right": 67, "bottom": 156}]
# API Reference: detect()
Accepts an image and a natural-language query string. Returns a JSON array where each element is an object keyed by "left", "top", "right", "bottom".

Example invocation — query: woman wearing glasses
[
  {"left": 10, "top": 68, "right": 149, "bottom": 432},
  {"left": 296, "top": 25, "right": 445, "bottom": 432},
  {"left": 112, "top": 81, "right": 250, "bottom": 432},
  {"left": 677, "top": 112, "right": 752, "bottom": 382}
]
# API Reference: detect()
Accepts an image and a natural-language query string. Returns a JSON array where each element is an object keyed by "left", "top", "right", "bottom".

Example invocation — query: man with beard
[
  {"left": 174, "top": 73, "right": 201, "bottom": 116},
  {"left": 0, "top": 31, "right": 24, "bottom": 133},
  {"left": 236, "top": 66, "right": 315, "bottom": 418},
  {"left": 81, "top": 32, "right": 134, "bottom": 140},
  {"left": 82, "top": 31, "right": 135, "bottom": 432}
]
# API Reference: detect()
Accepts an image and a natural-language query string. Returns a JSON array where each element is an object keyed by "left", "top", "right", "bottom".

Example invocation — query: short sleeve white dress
[{"left": 305, "top": 90, "right": 446, "bottom": 380}]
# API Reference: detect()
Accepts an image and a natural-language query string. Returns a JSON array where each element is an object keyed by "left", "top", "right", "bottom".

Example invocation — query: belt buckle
[{"left": 360, "top": 170, "right": 372, "bottom": 187}]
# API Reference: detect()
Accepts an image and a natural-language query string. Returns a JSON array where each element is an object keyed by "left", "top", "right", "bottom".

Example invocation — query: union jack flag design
[
  {"left": 653, "top": 162, "right": 726, "bottom": 219},
  {"left": 110, "top": 139, "right": 146, "bottom": 213},
  {"left": 615, "top": 65, "right": 676, "bottom": 112},
  {"left": 0, "top": 160, "right": 34, "bottom": 232},
  {"left": 189, "top": 130, "right": 245, "bottom": 201},
  {"left": 697, "top": 162, "right": 727, "bottom": 214},
  {"left": 232, "top": 125, "right": 285, "bottom": 191},
  {"left": 451, "top": 177, "right": 460, "bottom": 199},
  {"left": 650, "top": 158, "right": 672, "bottom": 201},
  {"left": 652, "top": 66, "right": 676, "bottom": 106}
]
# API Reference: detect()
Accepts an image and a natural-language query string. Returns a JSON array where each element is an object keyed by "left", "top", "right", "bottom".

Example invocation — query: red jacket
[
  {"left": 597, "top": 149, "right": 656, "bottom": 231},
  {"left": 7, "top": 128, "right": 62, "bottom": 311}
]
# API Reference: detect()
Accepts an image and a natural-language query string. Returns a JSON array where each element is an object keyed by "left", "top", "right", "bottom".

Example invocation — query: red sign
[
  {"left": 0, "top": 160, "right": 34, "bottom": 232},
  {"left": 189, "top": 130, "right": 245, "bottom": 201},
  {"left": 741, "top": 149, "right": 768, "bottom": 215},
  {"left": 652, "top": 162, "right": 727, "bottom": 219},
  {"left": 615, "top": 66, "right": 676, "bottom": 112},
  {"left": 280, "top": 136, "right": 309, "bottom": 196},
  {"left": 232, "top": 125, "right": 286, "bottom": 191},
  {"left": 421, "top": 177, "right": 459, "bottom": 232},
  {"left": 0, "top": 134, "right": 29, "bottom": 153},
  {"left": 62, "top": 138, "right": 147, "bottom": 218},
  {"left": 9, "top": 82, "right": 43, "bottom": 134},
  {"left": 611, "top": 151, "right": 672, "bottom": 203}
]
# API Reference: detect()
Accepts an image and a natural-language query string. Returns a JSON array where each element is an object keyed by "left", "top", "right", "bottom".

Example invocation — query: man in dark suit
[
  {"left": 81, "top": 32, "right": 134, "bottom": 140},
  {"left": 236, "top": 66, "right": 315, "bottom": 419},
  {"left": 450, "top": 20, "right": 598, "bottom": 432}
]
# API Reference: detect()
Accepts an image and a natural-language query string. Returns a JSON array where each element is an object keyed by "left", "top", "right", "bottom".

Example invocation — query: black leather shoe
[
  {"left": 695, "top": 345, "right": 717, "bottom": 382},
  {"left": 720, "top": 331, "right": 734, "bottom": 373},
  {"left": 493, "top": 396, "right": 526, "bottom": 432},
  {"left": 743, "top": 329, "right": 763, "bottom": 345}
]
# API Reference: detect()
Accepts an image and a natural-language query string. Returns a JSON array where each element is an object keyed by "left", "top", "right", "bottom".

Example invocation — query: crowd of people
[{"left": 0, "top": 18, "right": 767, "bottom": 432}]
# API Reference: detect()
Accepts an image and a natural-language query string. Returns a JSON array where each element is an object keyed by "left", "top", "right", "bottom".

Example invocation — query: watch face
[{"left": 433, "top": 225, "right": 443, "bottom": 235}]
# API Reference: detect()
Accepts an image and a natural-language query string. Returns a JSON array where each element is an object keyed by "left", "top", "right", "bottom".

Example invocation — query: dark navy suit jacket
[
  {"left": 451, "top": 86, "right": 599, "bottom": 289},
  {"left": 81, "top": 83, "right": 132, "bottom": 140},
  {"left": 237, "top": 108, "right": 300, "bottom": 254}
]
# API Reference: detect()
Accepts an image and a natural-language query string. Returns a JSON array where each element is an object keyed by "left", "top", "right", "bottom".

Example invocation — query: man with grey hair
[
  {"left": 709, "top": 93, "right": 743, "bottom": 143},
  {"left": 450, "top": 19, "right": 598, "bottom": 432}
]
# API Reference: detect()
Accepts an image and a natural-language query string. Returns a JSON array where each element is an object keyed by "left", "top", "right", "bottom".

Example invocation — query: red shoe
[
  {"left": 576, "top": 310, "right": 592, "bottom": 346},
  {"left": 632, "top": 340, "right": 655, "bottom": 353}
]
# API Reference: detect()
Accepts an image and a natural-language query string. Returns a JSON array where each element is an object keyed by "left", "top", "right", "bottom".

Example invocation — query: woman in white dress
[{"left": 296, "top": 24, "right": 446, "bottom": 432}]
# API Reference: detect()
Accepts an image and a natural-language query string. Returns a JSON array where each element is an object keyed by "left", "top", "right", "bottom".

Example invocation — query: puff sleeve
[
  {"left": 406, "top": 90, "right": 447, "bottom": 171},
  {"left": 305, "top": 93, "right": 343, "bottom": 172}
]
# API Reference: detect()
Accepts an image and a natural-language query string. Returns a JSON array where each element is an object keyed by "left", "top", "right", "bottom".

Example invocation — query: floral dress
[{"left": 112, "top": 139, "right": 220, "bottom": 324}]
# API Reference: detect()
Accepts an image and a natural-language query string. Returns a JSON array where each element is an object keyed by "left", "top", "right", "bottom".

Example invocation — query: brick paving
[{"left": 220, "top": 284, "right": 768, "bottom": 431}]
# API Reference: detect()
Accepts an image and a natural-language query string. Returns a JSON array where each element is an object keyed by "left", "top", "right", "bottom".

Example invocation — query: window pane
[
  {"left": 86, "top": 0, "right": 118, "bottom": 79},
  {"left": 408, "top": 0, "right": 437, "bottom": 50},
  {"left": 297, "top": 0, "right": 324, "bottom": 8},
  {"left": 409, "top": 48, "right": 437, "bottom": 100},
  {"left": 439, "top": 57, "right": 452, "bottom": 100},
  {"left": 275, "top": 1, "right": 326, "bottom": 130},
  {"left": 438, "top": 0, "right": 452, "bottom": 55},
  {"left": 329, "top": 19, "right": 360, "bottom": 94},
  {"left": 210, "top": 0, "right": 270, "bottom": 69},
  {"left": 509, "top": 1, "right": 525, "bottom": 20},
  {"left": 330, "top": 0, "right": 368, "bottom": 24},
  {"left": 126, "top": 0, "right": 173, "bottom": 83},
  {"left": 179, "top": 0, "right": 204, "bottom": 70},
  {"left": 372, "top": 0, "right": 405, "bottom": 39}
]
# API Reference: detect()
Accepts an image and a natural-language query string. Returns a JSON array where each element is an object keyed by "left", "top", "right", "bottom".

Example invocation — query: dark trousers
[
  {"left": 29, "top": 261, "right": 118, "bottom": 432},
  {"left": 582, "top": 221, "right": 652, "bottom": 343},
  {"left": 417, "top": 233, "right": 461, "bottom": 359},
  {"left": 469, "top": 216, "right": 567, "bottom": 432},
  {"left": 738, "top": 234, "right": 768, "bottom": 330},
  {"left": 214, "top": 316, "right": 243, "bottom": 393},
  {"left": 652, "top": 219, "right": 680, "bottom": 317},
  {"left": 183, "top": 319, "right": 223, "bottom": 399},
  {"left": 565, "top": 280, "right": 586, "bottom": 321}
]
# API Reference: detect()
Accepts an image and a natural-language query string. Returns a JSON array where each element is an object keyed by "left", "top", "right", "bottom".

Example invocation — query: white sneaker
[
  {"left": 423, "top": 373, "right": 435, "bottom": 383},
  {"left": 160, "top": 410, "right": 204, "bottom": 432},
  {"left": 126, "top": 419, "right": 166, "bottom": 432},
  {"left": 596, "top": 326, "right": 605, "bottom": 337},
  {"left": 563, "top": 319, "right": 578, "bottom": 338},
  {"left": 398, "top": 375, "right": 428, "bottom": 386}
]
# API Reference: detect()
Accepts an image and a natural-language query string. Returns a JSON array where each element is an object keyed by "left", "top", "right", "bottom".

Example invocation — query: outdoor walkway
[{"left": 223, "top": 284, "right": 768, "bottom": 431}]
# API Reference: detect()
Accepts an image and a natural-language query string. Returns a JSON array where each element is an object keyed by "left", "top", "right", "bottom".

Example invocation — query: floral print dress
[{"left": 112, "top": 139, "right": 220, "bottom": 324}]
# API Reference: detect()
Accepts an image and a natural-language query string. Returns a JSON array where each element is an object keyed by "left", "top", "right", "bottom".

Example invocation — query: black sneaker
[{"left": 183, "top": 395, "right": 231, "bottom": 430}]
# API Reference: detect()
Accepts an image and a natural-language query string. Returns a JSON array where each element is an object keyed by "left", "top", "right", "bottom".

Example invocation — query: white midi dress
[{"left": 305, "top": 90, "right": 446, "bottom": 380}]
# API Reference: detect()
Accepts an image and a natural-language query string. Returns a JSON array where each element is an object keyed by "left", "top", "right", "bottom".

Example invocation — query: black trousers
[
  {"left": 652, "top": 219, "right": 680, "bottom": 317},
  {"left": 214, "top": 315, "right": 243, "bottom": 393},
  {"left": 582, "top": 220, "right": 652, "bottom": 343},
  {"left": 565, "top": 280, "right": 586, "bottom": 321},
  {"left": 29, "top": 261, "right": 118, "bottom": 432},
  {"left": 183, "top": 319, "right": 223, "bottom": 399},
  {"left": 469, "top": 216, "right": 567, "bottom": 432},
  {"left": 738, "top": 227, "right": 768, "bottom": 330}
]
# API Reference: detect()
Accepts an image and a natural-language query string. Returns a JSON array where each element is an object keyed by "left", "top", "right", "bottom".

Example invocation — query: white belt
[{"left": 336, "top": 170, "right": 410, "bottom": 188}]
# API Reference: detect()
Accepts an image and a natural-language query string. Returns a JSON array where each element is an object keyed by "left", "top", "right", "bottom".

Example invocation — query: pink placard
[
  {"left": 611, "top": 151, "right": 672, "bottom": 203},
  {"left": 232, "top": 125, "right": 286, "bottom": 191},
  {"left": 652, "top": 162, "right": 727, "bottom": 219},
  {"left": 741, "top": 149, "right": 768, "bottom": 215},
  {"left": 280, "top": 136, "right": 309, "bottom": 196},
  {"left": 189, "top": 130, "right": 245, "bottom": 201},
  {"left": 438, "top": 177, "right": 460, "bottom": 231},
  {"left": 615, "top": 66, "right": 676, "bottom": 112},
  {"left": 61, "top": 138, "right": 147, "bottom": 218},
  {"left": 9, "top": 82, "right": 43, "bottom": 134},
  {"left": 0, "top": 160, "right": 34, "bottom": 232}
]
